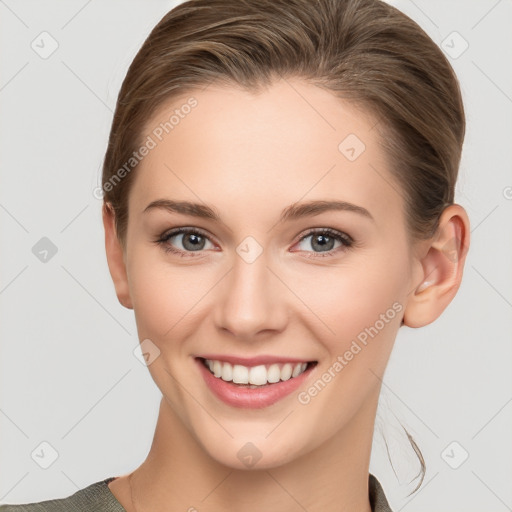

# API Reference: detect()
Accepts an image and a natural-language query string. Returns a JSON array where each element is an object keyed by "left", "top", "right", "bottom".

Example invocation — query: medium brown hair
[{"left": 101, "top": 0, "right": 466, "bottom": 492}]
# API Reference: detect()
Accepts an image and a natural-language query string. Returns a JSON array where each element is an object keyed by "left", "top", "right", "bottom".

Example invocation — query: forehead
[{"left": 129, "top": 78, "right": 404, "bottom": 230}]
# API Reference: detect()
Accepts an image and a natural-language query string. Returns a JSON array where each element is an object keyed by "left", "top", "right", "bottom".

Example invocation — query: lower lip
[{"left": 195, "top": 358, "right": 315, "bottom": 409}]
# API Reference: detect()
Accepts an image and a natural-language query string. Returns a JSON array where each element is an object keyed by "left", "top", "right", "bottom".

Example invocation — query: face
[{"left": 118, "top": 79, "right": 420, "bottom": 469}]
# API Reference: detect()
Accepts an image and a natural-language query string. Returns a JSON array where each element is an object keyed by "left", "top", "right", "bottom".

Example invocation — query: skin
[{"left": 103, "top": 78, "right": 470, "bottom": 512}]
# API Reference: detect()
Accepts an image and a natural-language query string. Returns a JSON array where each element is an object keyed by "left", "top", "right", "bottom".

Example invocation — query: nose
[{"left": 214, "top": 249, "right": 289, "bottom": 341}]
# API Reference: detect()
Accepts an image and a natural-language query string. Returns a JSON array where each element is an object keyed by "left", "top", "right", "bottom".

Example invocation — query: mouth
[
  {"left": 195, "top": 356, "right": 318, "bottom": 408},
  {"left": 198, "top": 357, "right": 316, "bottom": 388}
]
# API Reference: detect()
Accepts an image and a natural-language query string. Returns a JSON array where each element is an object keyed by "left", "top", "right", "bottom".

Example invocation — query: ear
[
  {"left": 403, "top": 204, "right": 470, "bottom": 328},
  {"left": 102, "top": 203, "right": 133, "bottom": 309}
]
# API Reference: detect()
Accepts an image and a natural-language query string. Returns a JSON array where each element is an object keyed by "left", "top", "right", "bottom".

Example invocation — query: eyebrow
[{"left": 143, "top": 199, "right": 374, "bottom": 223}]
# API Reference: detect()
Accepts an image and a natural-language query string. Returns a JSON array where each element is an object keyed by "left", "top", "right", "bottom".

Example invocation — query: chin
[{"left": 198, "top": 430, "right": 308, "bottom": 471}]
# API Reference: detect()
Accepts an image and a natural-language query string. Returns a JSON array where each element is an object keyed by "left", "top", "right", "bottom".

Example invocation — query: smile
[
  {"left": 195, "top": 356, "right": 318, "bottom": 408},
  {"left": 202, "top": 358, "right": 311, "bottom": 387}
]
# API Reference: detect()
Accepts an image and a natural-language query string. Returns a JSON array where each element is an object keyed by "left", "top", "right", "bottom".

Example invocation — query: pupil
[
  {"left": 312, "top": 234, "right": 334, "bottom": 252},
  {"left": 183, "top": 233, "right": 205, "bottom": 251}
]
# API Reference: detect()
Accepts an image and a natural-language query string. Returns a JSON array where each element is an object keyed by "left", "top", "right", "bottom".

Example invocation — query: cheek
[
  {"left": 127, "top": 250, "right": 216, "bottom": 341},
  {"left": 297, "top": 248, "right": 408, "bottom": 351},
  {"left": 290, "top": 254, "right": 408, "bottom": 438}
]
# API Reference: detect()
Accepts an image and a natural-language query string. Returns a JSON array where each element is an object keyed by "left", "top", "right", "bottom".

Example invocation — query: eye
[
  {"left": 155, "top": 226, "right": 354, "bottom": 258},
  {"left": 293, "top": 228, "right": 354, "bottom": 258},
  {"left": 156, "top": 227, "right": 216, "bottom": 257}
]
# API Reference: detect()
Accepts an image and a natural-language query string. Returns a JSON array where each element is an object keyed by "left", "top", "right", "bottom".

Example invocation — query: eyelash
[{"left": 154, "top": 227, "right": 354, "bottom": 259}]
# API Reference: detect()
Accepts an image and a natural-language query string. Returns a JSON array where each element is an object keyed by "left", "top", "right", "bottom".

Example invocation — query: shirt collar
[{"left": 369, "top": 473, "right": 393, "bottom": 512}]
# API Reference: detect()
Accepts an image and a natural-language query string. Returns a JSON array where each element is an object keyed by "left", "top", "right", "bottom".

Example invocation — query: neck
[{"left": 128, "top": 395, "right": 377, "bottom": 512}]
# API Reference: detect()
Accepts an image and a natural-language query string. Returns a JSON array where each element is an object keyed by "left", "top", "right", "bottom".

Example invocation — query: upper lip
[{"left": 196, "top": 354, "right": 315, "bottom": 366}]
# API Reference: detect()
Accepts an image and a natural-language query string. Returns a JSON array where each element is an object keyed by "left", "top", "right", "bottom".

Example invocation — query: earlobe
[
  {"left": 403, "top": 204, "right": 470, "bottom": 328},
  {"left": 102, "top": 203, "right": 133, "bottom": 310}
]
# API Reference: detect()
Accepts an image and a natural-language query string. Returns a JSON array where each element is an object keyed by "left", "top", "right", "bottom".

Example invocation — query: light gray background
[{"left": 1, "top": 1, "right": 511, "bottom": 510}]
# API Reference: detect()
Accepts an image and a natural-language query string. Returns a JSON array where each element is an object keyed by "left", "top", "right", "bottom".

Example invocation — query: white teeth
[
  {"left": 232, "top": 364, "right": 249, "bottom": 384},
  {"left": 281, "top": 363, "right": 293, "bottom": 381},
  {"left": 292, "top": 363, "right": 303, "bottom": 378},
  {"left": 249, "top": 365, "right": 267, "bottom": 386},
  {"left": 213, "top": 360, "right": 222, "bottom": 378},
  {"left": 267, "top": 364, "right": 281, "bottom": 383},
  {"left": 204, "top": 359, "right": 310, "bottom": 385},
  {"left": 221, "top": 362, "right": 233, "bottom": 382}
]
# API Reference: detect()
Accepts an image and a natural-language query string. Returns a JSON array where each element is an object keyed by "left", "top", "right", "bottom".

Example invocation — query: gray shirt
[{"left": 0, "top": 473, "right": 393, "bottom": 511}]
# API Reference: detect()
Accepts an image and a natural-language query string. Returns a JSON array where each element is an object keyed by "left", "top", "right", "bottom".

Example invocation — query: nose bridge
[{"left": 214, "top": 246, "right": 287, "bottom": 338}]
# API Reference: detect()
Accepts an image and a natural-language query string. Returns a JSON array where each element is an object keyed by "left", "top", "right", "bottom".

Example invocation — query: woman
[{"left": 0, "top": 0, "right": 469, "bottom": 510}]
